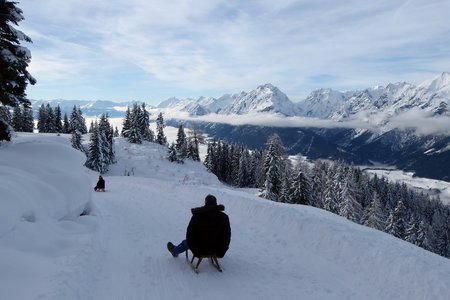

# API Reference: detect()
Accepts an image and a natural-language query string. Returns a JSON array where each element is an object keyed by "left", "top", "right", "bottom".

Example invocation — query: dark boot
[{"left": 167, "top": 242, "right": 178, "bottom": 257}]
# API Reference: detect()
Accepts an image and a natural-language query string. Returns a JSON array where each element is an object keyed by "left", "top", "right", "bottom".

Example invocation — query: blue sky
[{"left": 19, "top": 0, "right": 450, "bottom": 105}]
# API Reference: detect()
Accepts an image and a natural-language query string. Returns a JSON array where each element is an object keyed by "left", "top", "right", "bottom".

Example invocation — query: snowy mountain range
[
  {"left": 158, "top": 72, "right": 450, "bottom": 130},
  {"left": 31, "top": 72, "right": 450, "bottom": 130}
]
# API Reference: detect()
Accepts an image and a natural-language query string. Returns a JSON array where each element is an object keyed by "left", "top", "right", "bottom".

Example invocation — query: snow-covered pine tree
[
  {"left": 98, "top": 113, "right": 115, "bottom": 165},
  {"left": 186, "top": 123, "right": 202, "bottom": 161},
  {"left": 237, "top": 148, "right": 250, "bottom": 187},
  {"left": 251, "top": 149, "right": 265, "bottom": 188},
  {"left": 69, "top": 105, "right": 87, "bottom": 134},
  {"left": 0, "top": 1, "right": 36, "bottom": 141},
  {"left": 167, "top": 142, "right": 178, "bottom": 162},
  {"left": 127, "top": 103, "right": 142, "bottom": 144},
  {"left": 155, "top": 112, "right": 167, "bottom": 145},
  {"left": 278, "top": 174, "right": 291, "bottom": 203},
  {"left": 77, "top": 107, "right": 87, "bottom": 134},
  {"left": 203, "top": 140, "right": 216, "bottom": 172},
  {"left": 62, "top": 113, "right": 70, "bottom": 133},
  {"left": 85, "top": 121, "right": 109, "bottom": 174},
  {"left": 229, "top": 144, "right": 242, "bottom": 185},
  {"left": 22, "top": 105, "right": 33, "bottom": 132},
  {"left": 323, "top": 163, "right": 340, "bottom": 213},
  {"left": 218, "top": 140, "right": 231, "bottom": 182},
  {"left": 139, "top": 102, "right": 154, "bottom": 142},
  {"left": 415, "top": 219, "right": 432, "bottom": 250},
  {"left": 175, "top": 124, "right": 187, "bottom": 162},
  {"left": 37, "top": 104, "right": 46, "bottom": 133},
  {"left": 289, "top": 165, "right": 311, "bottom": 205},
  {"left": 405, "top": 216, "right": 419, "bottom": 245},
  {"left": 11, "top": 104, "right": 23, "bottom": 132},
  {"left": 70, "top": 128, "right": 84, "bottom": 153},
  {"left": 54, "top": 105, "right": 62, "bottom": 133},
  {"left": 433, "top": 211, "right": 450, "bottom": 257},
  {"left": 260, "top": 133, "right": 286, "bottom": 201},
  {"left": 385, "top": 200, "right": 407, "bottom": 239},
  {"left": 89, "top": 120, "right": 95, "bottom": 133},
  {"left": 121, "top": 106, "right": 131, "bottom": 138},
  {"left": 361, "top": 191, "right": 386, "bottom": 231},
  {"left": 114, "top": 126, "right": 119, "bottom": 137},
  {"left": 337, "top": 171, "right": 363, "bottom": 222},
  {"left": 44, "top": 103, "right": 55, "bottom": 133}
]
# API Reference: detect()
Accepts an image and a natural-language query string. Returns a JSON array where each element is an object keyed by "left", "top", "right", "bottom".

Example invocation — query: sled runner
[{"left": 185, "top": 251, "right": 222, "bottom": 273}]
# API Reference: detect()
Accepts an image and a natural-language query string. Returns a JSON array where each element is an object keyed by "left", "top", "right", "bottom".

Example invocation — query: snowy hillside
[{"left": 1, "top": 133, "right": 450, "bottom": 300}]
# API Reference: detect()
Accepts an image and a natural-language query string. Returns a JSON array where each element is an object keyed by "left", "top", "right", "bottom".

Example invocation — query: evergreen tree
[
  {"left": 186, "top": 123, "right": 203, "bottom": 162},
  {"left": 121, "top": 107, "right": 131, "bottom": 138},
  {"left": 337, "top": 171, "right": 363, "bottom": 222},
  {"left": 0, "top": 1, "right": 36, "bottom": 141},
  {"left": 237, "top": 148, "right": 251, "bottom": 187},
  {"left": 434, "top": 212, "right": 450, "bottom": 257},
  {"left": 22, "top": 105, "right": 33, "bottom": 132},
  {"left": 54, "top": 105, "right": 62, "bottom": 133},
  {"left": 405, "top": 216, "right": 419, "bottom": 245},
  {"left": 139, "top": 102, "right": 153, "bottom": 141},
  {"left": 69, "top": 106, "right": 80, "bottom": 134},
  {"left": 385, "top": 200, "right": 407, "bottom": 239},
  {"left": 260, "top": 134, "right": 286, "bottom": 201},
  {"left": 203, "top": 140, "right": 216, "bottom": 172},
  {"left": 362, "top": 191, "right": 386, "bottom": 231},
  {"left": 415, "top": 219, "right": 432, "bottom": 250},
  {"left": 289, "top": 166, "right": 311, "bottom": 205},
  {"left": 114, "top": 126, "right": 119, "bottom": 137},
  {"left": 89, "top": 120, "right": 95, "bottom": 133},
  {"left": 11, "top": 104, "right": 23, "bottom": 131},
  {"left": 175, "top": 124, "right": 188, "bottom": 162},
  {"left": 62, "top": 112, "right": 70, "bottom": 133},
  {"left": 278, "top": 174, "right": 291, "bottom": 203},
  {"left": 323, "top": 163, "right": 339, "bottom": 213},
  {"left": 167, "top": 142, "right": 178, "bottom": 162},
  {"left": 44, "top": 103, "right": 55, "bottom": 133},
  {"left": 85, "top": 122, "right": 105, "bottom": 173},
  {"left": 98, "top": 113, "right": 115, "bottom": 165},
  {"left": 155, "top": 112, "right": 167, "bottom": 145},
  {"left": 70, "top": 128, "right": 84, "bottom": 153},
  {"left": 37, "top": 104, "right": 46, "bottom": 133},
  {"left": 127, "top": 103, "right": 142, "bottom": 144},
  {"left": 77, "top": 107, "right": 87, "bottom": 134}
]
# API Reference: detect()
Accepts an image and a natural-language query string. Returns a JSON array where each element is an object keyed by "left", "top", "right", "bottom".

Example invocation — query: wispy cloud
[{"left": 19, "top": 0, "right": 450, "bottom": 103}]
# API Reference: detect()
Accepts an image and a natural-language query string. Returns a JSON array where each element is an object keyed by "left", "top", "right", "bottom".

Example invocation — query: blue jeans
[{"left": 174, "top": 240, "right": 189, "bottom": 254}]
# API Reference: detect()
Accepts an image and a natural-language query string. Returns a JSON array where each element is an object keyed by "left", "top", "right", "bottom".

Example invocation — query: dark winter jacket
[
  {"left": 95, "top": 178, "right": 105, "bottom": 189},
  {"left": 186, "top": 204, "right": 231, "bottom": 258}
]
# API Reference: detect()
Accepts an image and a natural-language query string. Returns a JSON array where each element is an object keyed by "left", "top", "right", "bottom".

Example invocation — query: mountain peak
[
  {"left": 418, "top": 72, "right": 450, "bottom": 92},
  {"left": 258, "top": 83, "right": 277, "bottom": 90}
]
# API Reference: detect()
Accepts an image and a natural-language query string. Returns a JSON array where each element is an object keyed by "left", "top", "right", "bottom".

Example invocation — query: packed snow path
[{"left": 88, "top": 176, "right": 450, "bottom": 300}]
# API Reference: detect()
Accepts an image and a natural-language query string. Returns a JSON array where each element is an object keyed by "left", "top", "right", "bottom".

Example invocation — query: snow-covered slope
[{"left": 1, "top": 133, "right": 450, "bottom": 299}]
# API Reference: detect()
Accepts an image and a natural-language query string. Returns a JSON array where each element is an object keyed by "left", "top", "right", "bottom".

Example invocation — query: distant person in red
[{"left": 94, "top": 175, "right": 105, "bottom": 192}]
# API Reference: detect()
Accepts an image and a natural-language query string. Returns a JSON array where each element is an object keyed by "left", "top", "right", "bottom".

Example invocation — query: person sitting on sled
[
  {"left": 167, "top": 194, "right": 231, "bottom": 259},
  {"left": 94, "top": 175, "right": 105, "bottom": 192}
]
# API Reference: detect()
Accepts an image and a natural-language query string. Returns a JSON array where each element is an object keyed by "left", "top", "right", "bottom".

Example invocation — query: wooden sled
[{"left": 185, "top": 251, "right": 222, "bottom": 273}]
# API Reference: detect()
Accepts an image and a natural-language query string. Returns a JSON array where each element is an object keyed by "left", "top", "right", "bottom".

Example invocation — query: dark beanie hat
[{"left": 205, "top": 194, "right": 217, "bottom": 206}]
